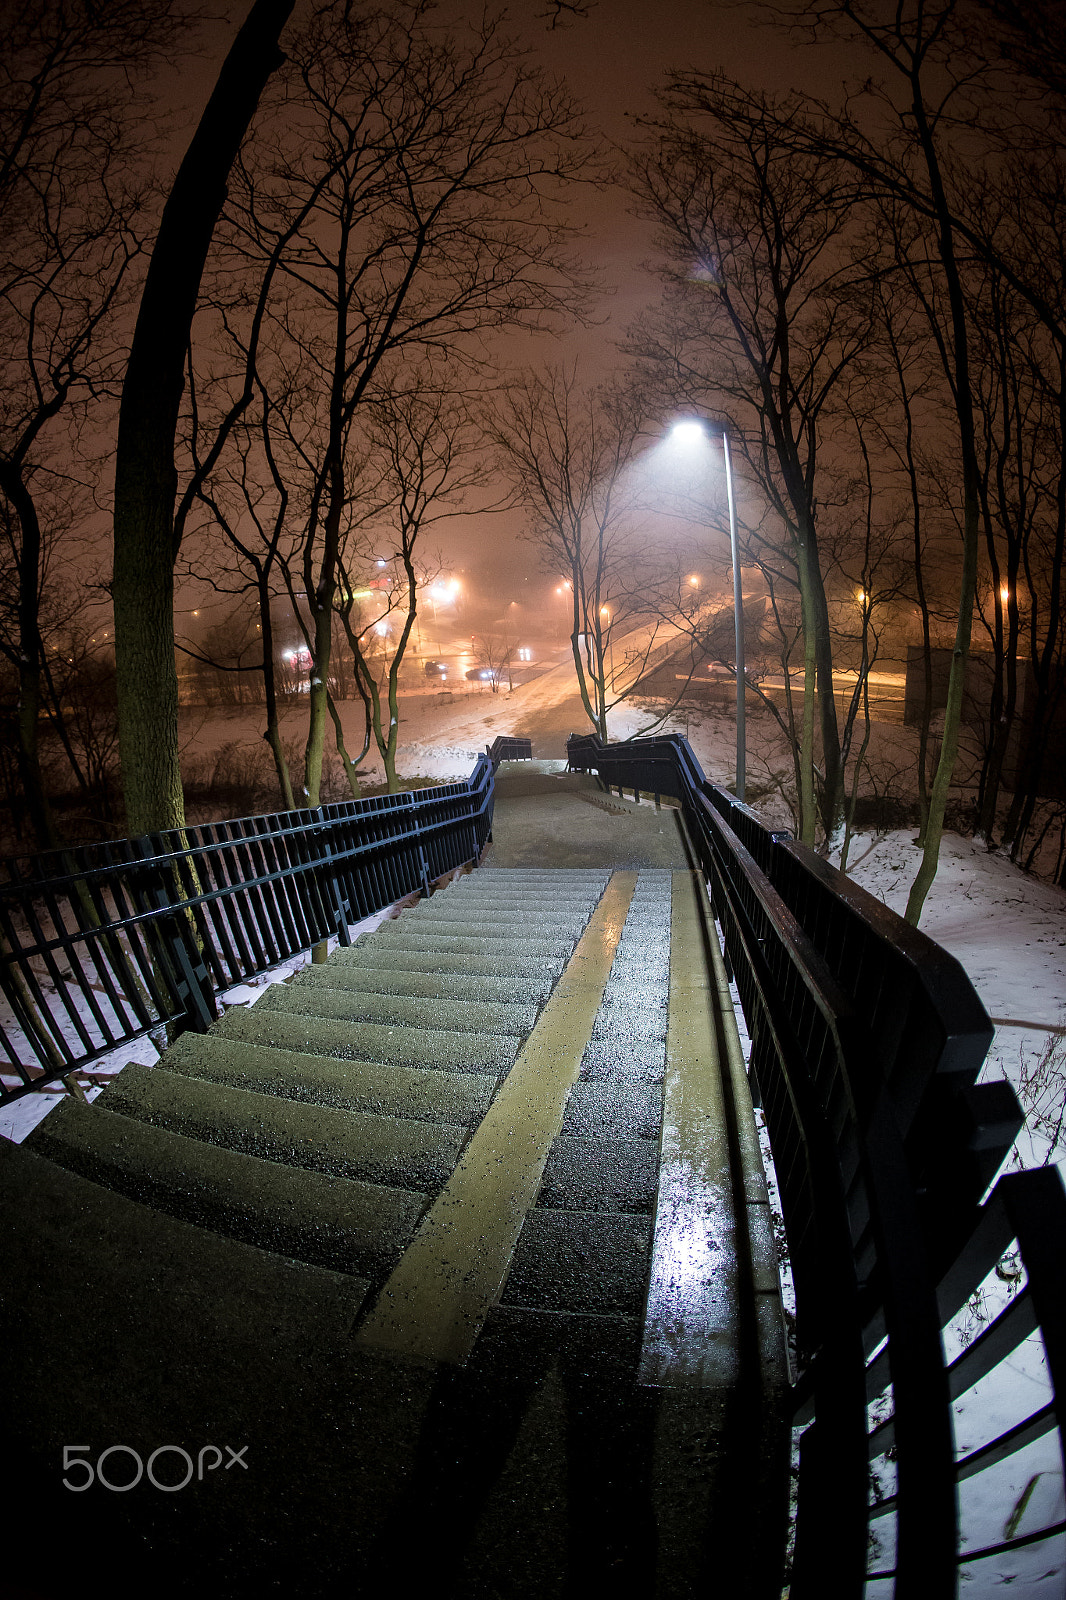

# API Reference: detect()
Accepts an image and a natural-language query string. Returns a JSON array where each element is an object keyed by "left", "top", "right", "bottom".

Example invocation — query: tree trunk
[
  {"left": 2, "top": 465, "right": 61, "bottom": 851},
  {"left": 112, "top": 0, "right": 294, "bottom": 838},
  {"left": 904, "top": 81, "right": 984, "bottom": 927},
  {"left": 325, "top": 693, "right": 363, "bottom": 800},
  {"left": 258, "top": 580, "right": 295, "bottom": 810},
  {"left": 797, "top": 570, "right": 818, "bottom": 844},
  {"left": 302, "top": 594, "right": 332, "bottom": 807},
  {"left": 795, "top": 523, "right": 842, "bottom": 839}
]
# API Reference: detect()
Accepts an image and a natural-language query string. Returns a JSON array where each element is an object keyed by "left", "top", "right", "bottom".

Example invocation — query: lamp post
[
  {"left": 721, "top": 429, "right": 745, "bottom": 802},
  {"left": 668, "top": 420, "right": 745, "bottom": 801}
]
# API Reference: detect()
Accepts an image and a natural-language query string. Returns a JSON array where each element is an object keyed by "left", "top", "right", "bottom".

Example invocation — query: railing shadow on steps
[
  {"left": 568, "top": 731, "right": 1066, "bottom": 1598},
  {"left": 0, "top": 758, "right": 496, "bottom": 1105}
]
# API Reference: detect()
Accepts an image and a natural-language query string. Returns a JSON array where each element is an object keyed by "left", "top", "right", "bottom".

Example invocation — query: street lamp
[{"left": 668, "top": 419, "right": 745, "bottom": 802}]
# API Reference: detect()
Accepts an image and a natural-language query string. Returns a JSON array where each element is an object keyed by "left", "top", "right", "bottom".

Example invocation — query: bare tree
[
  {"left": 193, "top": 2, "right": 593, "bottom": 806},
  {"left": 331, "top": 376, "right": 491, "bottom": 793},
  {"left": 0, "top": 0, "right": 196, "bottom": 848},
  {"left": 489, "top": 366, "right": 654, "bottom": 740},
  {"left": 738, "top": 2, "right": 1008, "bottom": 922},
  {"left": 112, "top": 0, "right": 295, "bottom": 839},
  {"left": 183, "top": 375, "right": 301, "bottom": 808},
  {"left": 472, "top": 634, "right": 519, "bottom": 694},
  {"left": 626, "top": 77, "right": 870, "bottom": 842}
]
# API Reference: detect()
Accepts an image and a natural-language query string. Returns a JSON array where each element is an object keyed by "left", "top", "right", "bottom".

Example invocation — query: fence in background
[
  {"left": 569, "top": 731, "right": 1065, "bottom": 1597},
  {"left": 0, "top": 760, "right": 495, "bottom": 1104}
]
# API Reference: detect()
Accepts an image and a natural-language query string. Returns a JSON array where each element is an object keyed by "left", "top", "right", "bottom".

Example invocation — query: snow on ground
[{"left": 828, "top": 828, "right": 1066, "bottom": 1171}]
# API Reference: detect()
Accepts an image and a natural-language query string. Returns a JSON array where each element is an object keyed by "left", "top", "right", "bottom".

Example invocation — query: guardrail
[
  {"left": 486, "top": 735, "right": 533, "bottom": 765},
  {"left": 568, "top": 732, "right": 1065, "bottom": 1597},
  {"left": 0, "top": 760, "right": 495, "bottom": 1105}
]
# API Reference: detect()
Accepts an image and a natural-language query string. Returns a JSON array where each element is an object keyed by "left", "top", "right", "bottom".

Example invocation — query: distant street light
[{"left": 668, "top": 418, "right": 745, "bottom": 801}]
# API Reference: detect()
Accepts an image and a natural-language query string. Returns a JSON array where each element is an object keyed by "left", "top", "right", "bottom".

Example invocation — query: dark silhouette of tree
[
  {"left": 0, "top": 0, "right": 196, "bottom": 849},
  {"left": 626, "top": 78, "right": 870, "bottom": 841},
  {"left": 489, "top": 366, "right": 653, "bottom": 741},
  {"left": 738, "top": 0, "right": 1040, "bottom": 922},
  {"left": 332, "top": 377, "right": 490, "bottom": 793},
  {"left": 112, "top": 0, "right": 295, "bottom": 838},
  {"left": 192, "top": 2, "right": 594, "bottom": 805}
]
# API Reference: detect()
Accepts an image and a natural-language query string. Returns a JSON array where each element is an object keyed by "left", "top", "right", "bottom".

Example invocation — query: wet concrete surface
[
  {"left": 486, "top": 768, "right": 689, "bottom": 870},
  {"left": 2, "top": 812, "right": 787, "bottom": 1598}
]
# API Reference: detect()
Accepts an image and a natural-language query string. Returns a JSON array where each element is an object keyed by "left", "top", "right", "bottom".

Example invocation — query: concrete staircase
[
  {"left": 2, "top": 854, "right": 787, "bottom": 1599},
  {"left": 24, "top": 869, "right": 611, "bottom": 1298}
]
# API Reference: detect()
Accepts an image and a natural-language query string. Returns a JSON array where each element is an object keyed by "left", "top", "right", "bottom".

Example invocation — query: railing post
[
  {"left": 314, "top": 807, "right": 354, "bottom": 948},
  {"left": 133, "top": 835, "right": 215, "bottom": 1036}
]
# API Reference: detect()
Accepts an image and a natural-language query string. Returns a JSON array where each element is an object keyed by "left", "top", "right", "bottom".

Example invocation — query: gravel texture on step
[
  {"left": 250, "top": 983, "right": 539, "bottom": 1038},
  {"left": 402, "top": 893, "right": 601, "bottom": 916},
  {"left": 365, "top": 928, "right": 577, "bottom": 958},
  {"left": 538, "top": 1136, "right": 660, "bottom": 1214},
  {"left": 591, "top": 1007, "right": 669, "bottom": 1044},
  {"left": 579, "top": 1039, "right": 666, "bottom": 1084},
  {"left": 27, "top": 1097, "right": 422, "bottom": 1277},
  {"left": 486, "top": 870, "right": 672, "bottom": 1329},
  {"left": 473, "top": 868, "right": 611, "bottom": 879},
  {"left": 600, "top": 978, "right": 669, "bottom": 1010},
  {"left": 95, "top": 1062, "right": 466, "bottom": 1192},
  {"left": 328, "top": 947, "right": 563, "bottom": 979},
  {"left": 499, "top": 1210, "right": 653, "bottom": 1317},
  {"left": 165, "top": 1032, "right": 498, "bottom": 1124},
  {"left": 560, "top": 1082, "right": 664, "bottom": 1142},
  {"left": 214, "top": 1004, "right": 523, "bottom": 1074},
  {"left": 284, "top": 966, "right": 555, "bottom": 1005},
  {"left": 386, "top": 913, "right": 591, "bottom": 942}
]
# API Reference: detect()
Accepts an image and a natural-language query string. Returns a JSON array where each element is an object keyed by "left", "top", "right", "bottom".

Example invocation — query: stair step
[
  {"left": 251, "top": 983, "right": 539, "bottom": 1037},
  {"left": 561, "top": 1081, "right": 664, "bottom": 1141},
  {"left": 26, "top": 1098, "right": 423, "bottom": 1278},
  {"left": 580, "top": 1038, "right": 666, "bottom": 1083},
  {"left": 165, "top": 1032, "right": 497, "bottom": 1125},
  {"left": 90, "top": 1062, "right": 466, "bottom": 1191},
  {"left": 0, "top": 1134, "right": 364, "bottom": 1341},
  {"left": 392, "top": 908, "right": 590, "bottom": 935},
  {"left": 284, "top": 965, "right": 554, "bottom": 1005},
  {"left": 538, "top": 1135, "right": 659, "bottom": 1214},
  {"left": 424, "top": 878, "right": 605, "bottom": 897},
  {"left": 214, "top": 1005, "right": 522, "bottom": 1075},
  {"left": 477, "top": 869, "right": 611, "bottom": 879},
  {"left": 500, "top": 1209, "right": 653, "bottom": 1317},
  {"left": 365, "top": 927, "right": 575, "bottom": 957},
  {"left": 425, "top": 893, "right": 601, "bottom": 911},
  {"left": 329, "top": 947, "right": 559, "bottom": 979},
  {"left": 433, "top": 899, "right": 600, "bottom": 916}
]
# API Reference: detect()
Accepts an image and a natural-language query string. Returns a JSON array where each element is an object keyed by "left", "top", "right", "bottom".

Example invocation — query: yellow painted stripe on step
[
  {"left": 354, "top": 870, "right": 637, "bottom": 1366},
  {"left": 637, "top": 869, "right": 740, "bottom": 1389}
]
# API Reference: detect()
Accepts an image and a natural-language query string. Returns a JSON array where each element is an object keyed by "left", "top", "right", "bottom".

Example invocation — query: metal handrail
[
  {"left": 0, "top": 758, "right": 495, "bottom": 1102},
  {"left": 568, "top": 731, "right": 1065, "bottom": 1597},
  {"left": 486, "top": 735, "right": 533, "bottom": 766}
]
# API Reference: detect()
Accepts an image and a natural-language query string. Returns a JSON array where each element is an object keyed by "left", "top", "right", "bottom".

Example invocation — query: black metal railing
[
  {"left": 568, "top": 732, "right": 1065, "bottom": 1597},
  {"left": 486, "top": 735, "right": 533, "bottom": 765},
  {"left": 0, "top": 759, "right": 495, "bottom": 1104}
]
